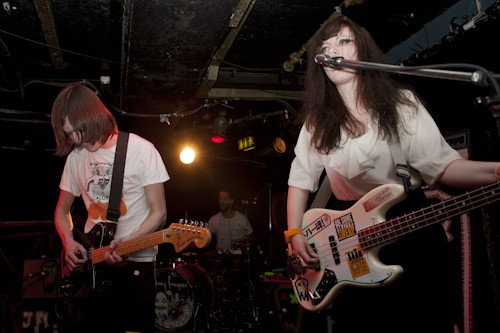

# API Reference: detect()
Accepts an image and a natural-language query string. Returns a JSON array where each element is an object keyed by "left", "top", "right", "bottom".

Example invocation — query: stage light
[
  {"left": 100, "top": 75, "right": 112, "bottom": 95},
  {"left": 180, "top": 146, "right": 196, "bottom": 164},
  {"left": 273, "top": 137, "right": 287, "bottom": 154},
  {"left": 211, "top": 111, "right": 228, "bottom": 144}
]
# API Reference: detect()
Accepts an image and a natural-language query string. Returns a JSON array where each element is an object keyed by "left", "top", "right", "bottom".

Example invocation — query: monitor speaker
[
  {"left": 22, "top": 258, "right": 59, "bottom": 299},
  {"left": 444, "top": 129, "right": 470, "bottom": 159}
]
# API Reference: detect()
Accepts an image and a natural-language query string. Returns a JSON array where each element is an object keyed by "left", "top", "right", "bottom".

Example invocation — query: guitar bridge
[{"left": 307, "top": 286, "right": 321, "bottom": 300}]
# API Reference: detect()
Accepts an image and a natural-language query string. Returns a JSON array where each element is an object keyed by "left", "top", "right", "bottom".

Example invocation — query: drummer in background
[{"left": 207, "top": 190, "right": 255, "bottom": 252}]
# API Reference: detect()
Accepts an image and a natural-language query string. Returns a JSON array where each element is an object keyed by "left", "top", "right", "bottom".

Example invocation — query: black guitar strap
[
  {"left": 388, "top": 139, "right": 412, "bottom": 194},
  {"left": 107, "top": 131, "right": 129, "bottom": 222}
]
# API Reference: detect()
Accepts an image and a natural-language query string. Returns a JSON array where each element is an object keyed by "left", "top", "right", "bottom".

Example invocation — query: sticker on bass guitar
[
  {"left": 363, "top": 186, "right": 394, "bottom": 212},
  {"left": 347, "top": 246, "right": 370, "bottom": 279},
  {"left": 333, "top": 212, "right": 356, "bottom": 241},
  {"left": 303, "top": 214, "right": 332, "bottom": 240}
]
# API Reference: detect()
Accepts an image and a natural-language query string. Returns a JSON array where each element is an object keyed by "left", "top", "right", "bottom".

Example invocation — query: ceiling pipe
[
  {"left": 34, "top": 0, "right": 64, "bottom": 70},
  {"left": 197, "top": 0, "right": 256, "bottom": 99}
]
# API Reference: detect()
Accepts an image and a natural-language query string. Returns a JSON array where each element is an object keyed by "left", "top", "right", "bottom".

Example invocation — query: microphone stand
[{"left": 318, "top": 56, "right": 500, "bottom": 134}]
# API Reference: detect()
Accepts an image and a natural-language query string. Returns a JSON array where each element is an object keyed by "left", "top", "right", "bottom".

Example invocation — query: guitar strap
[
  {"left": 388, "top": 139, "right": 412, "bottom": 194},
  {"left": 310, "top": 171, "right": 333, "bottom": 209},
  {"left": 106, "top": 131, "right": 129, "bottom": 223}
]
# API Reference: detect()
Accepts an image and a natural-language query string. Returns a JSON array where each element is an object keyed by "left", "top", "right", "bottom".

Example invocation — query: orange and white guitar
[{"left": 287, "top": 182, "right": 500, "bottom": 311}]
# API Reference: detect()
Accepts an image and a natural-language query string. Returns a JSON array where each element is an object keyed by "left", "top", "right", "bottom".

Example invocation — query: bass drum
[{"left": 155, "top": 263, "right": 214, "bottom": 331}]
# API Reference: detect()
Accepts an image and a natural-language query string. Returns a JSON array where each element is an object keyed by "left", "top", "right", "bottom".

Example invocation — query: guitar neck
[
  {"left": 91, "top": 229, "right": 168, "bottom": 264},
  {"left": 359, "top": 182, "right": 500, "bottom": 249},
  {"left": 89, "top": 223, "right": 211, "bottom": 264}
]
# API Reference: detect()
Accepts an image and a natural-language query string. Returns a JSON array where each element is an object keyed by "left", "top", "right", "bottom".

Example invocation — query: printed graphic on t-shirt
[
  {"left": 87, "top": 162, "right": 113, "bottom": 201},
  {"left": 85, "top": 161, "right": 127, "bottom": 220}
]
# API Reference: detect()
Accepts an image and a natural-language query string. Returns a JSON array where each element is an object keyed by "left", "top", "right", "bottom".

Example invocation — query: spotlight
[
  {"left": 211, "top": 111, "right": 228, "bottom": 144},
  {"left": 179, "top": 146, "right": 196, "bottom": 164},
  {"left": 273, "top": 137, "right": 287, "bottom": 154},
  {"left": 100, "top": 75, "right": 112, "bottom": 95}
]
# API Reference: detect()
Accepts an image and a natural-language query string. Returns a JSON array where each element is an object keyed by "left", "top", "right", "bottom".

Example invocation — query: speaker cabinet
[{"left": 22, "top": 258, "right": 59, "bottom": 299}]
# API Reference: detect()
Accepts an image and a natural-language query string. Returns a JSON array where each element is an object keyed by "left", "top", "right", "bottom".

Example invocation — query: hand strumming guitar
[
  {"left": 289, "top": 232, "right": 318, "bottom": 269},
  {"left": 64, "top": 238, "right": 88, "bottom": 271}
]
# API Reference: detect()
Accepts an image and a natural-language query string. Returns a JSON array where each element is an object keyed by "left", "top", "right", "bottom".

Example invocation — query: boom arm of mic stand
[
  {"left": 334, "top": 58, "right": 500, "bottom": 115},
  {"left": 333, "top": 58, "right": 500, "bottom": 136},
  {"left": 336, "top": 58, "right": 493, "bottom": 86}
]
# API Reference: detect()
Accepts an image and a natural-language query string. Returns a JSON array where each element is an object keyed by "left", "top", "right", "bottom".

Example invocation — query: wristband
[
  {"left": 496, "top": 163, "right": 500, "bottom": 181},
  {"left": 284, "top": 228, "right": 303, "bottom": 243}
]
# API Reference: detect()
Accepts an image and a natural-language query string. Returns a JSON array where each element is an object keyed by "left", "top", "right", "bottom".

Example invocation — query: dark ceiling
[{"left": 1, "top": 0, "right": 500, "bottom": 237}]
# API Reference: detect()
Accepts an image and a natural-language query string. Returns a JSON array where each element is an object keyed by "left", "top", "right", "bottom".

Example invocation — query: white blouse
[{"left": 288, "top": 92, "right": 463, "bottom": 201}]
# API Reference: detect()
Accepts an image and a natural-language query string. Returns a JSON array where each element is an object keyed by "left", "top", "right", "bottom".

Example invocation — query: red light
[{"left": 211, "top": 135, "right": 226, "bottom": 144}]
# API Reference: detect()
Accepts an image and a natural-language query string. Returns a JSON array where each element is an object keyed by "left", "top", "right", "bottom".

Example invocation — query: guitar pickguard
[{"left": 80, "top": 222, "right": 117, "bottom": 248}]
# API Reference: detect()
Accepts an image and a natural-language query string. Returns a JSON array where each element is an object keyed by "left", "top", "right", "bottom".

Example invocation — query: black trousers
[{"left": 64, "top": 261, "right": 156, "bottom": 333}]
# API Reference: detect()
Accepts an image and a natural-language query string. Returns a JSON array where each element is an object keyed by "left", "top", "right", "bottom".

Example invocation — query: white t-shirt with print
[{"left": 60, "top": 133, "right": 169, "bottom": 262}]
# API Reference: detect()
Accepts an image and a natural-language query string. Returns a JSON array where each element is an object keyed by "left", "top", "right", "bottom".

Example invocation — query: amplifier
[
  {"left": 260, "top": 275, "right": 303, "bottom": 333},
  {"left": 444, "top": 129, "right": 470, "bottom": 159},
  {"left": 22, "top": 258, "right": 59, "bottom": 299}
]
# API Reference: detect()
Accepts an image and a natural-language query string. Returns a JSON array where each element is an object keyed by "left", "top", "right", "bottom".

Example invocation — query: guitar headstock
[{"left": 168, "top": 220, "right": 212, "bottom": 252}]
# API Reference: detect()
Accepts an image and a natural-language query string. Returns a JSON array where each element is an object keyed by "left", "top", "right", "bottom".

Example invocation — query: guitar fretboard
[
  {"left": 358, "top": 182, "right": 500, "bottom": 249},
  {"left": 91, "top": 229, "right": 170, "bottom": 264}
]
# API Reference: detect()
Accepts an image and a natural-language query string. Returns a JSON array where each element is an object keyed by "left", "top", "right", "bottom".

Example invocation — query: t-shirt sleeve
[{"left": 134, "top": 135, "right": 169, "bottom": 186}]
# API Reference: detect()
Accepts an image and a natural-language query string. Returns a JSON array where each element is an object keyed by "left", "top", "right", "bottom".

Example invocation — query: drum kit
[{"left": 154, "top": 244, "right": 264, "bottom": 332}]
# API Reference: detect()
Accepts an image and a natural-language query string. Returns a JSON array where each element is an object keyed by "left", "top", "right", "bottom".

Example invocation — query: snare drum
[{"left": 155, "top": 263, "right": 213, "bottom": 331}]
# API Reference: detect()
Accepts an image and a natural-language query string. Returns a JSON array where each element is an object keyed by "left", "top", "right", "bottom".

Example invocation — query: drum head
[
  {"left": 155, "top": 267, "right": 195, "bottom": 331},
  {"left": 155, "top": 264, "right": 213, "bottom": 331}
]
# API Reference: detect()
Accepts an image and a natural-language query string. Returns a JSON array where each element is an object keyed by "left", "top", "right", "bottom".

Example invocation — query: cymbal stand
[
  {"left": 193, "top": 300, "right": 211, "bottom": 333},
  {"left": 245, "top": 244, "right": 259, "bottom": 323}
]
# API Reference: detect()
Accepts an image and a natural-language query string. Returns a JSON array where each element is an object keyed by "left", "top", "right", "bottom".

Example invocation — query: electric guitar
[
  {"left": 60, "top": 220, "right": 211, "bottom": 307},
  {"left": 287, "top": 182, "right": 500, "bottom": 312},
  {"left": 63, "top": 220, "right": 211, "bottom": 272}
]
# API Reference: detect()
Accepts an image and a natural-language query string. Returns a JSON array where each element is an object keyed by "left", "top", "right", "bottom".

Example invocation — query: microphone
[{"left": 314, "top": 53, "right": 344, "bottom": 68}]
